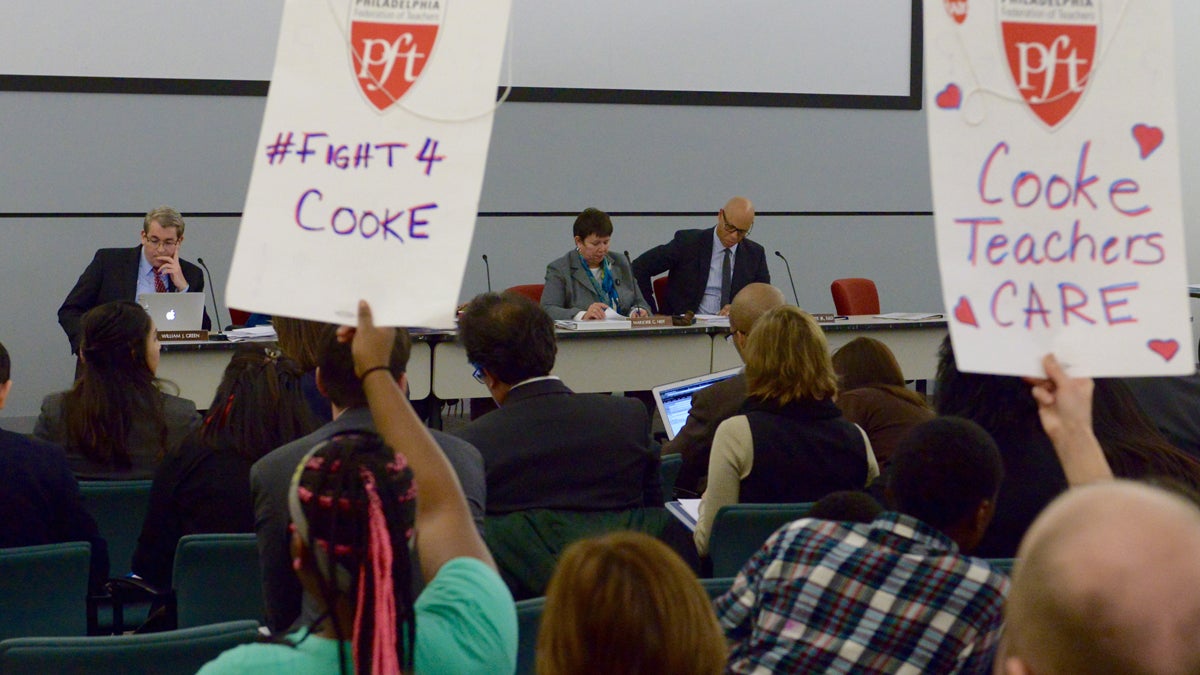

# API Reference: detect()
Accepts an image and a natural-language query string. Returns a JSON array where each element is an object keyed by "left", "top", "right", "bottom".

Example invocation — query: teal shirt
[{"left": 198, "top": 557, "right": 517, "bottom": 674}]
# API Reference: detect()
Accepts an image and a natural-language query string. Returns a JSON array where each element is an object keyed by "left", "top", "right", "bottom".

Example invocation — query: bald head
[
  {"left": 716, "top": 196, "right": 756, "bottom": 249},
  {"left": 729, "top": 283, "right": 786, "bottom": 336},
  {"left": 1001, "top": 481, "right": 1200, "bottom": 675}
]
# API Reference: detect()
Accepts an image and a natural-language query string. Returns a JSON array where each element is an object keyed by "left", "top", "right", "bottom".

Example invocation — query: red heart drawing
[
  {"left": 1148, "top": 339, "right": 1179, "bottom": 362},
  {"left": 1133, "top": 124, "right": 1164, "bottom": 159},
  {"left": 953, "top": 296, "right": 978, "bottom": 327},
  {"left": 935, "top": 84, "right": 961, "bottom": 110}
]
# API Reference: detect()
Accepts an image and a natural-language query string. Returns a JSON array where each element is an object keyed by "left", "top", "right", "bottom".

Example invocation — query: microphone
[
  {"left": 196, "top": 257, "right": 231, "bottom": 332},
  {"left": 623, "top": 250, "right": 632, "bottom": 265},
  {"left": 481, "top": 254, "right": 492, "bottom": 293},
  {"left": 774, "top": 251, "right": 800, "bottom": 306}
]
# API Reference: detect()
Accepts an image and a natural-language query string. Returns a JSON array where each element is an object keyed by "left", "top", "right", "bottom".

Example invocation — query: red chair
[
  {"left": 505, "top": 284, "right": 545, "bottom": 303},
  {"left": 652, "top": 276, "right": 670, "bottom": 314},
  {"left": 228, "top": 309, "right": 251, "bottom": 327},
  {"left": 830, "top": 278, "right": 881, "bottom": 315}
]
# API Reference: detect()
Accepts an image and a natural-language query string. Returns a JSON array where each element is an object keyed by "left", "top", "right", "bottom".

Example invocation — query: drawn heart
[
  {"left": 1132, "top": 124, "right": 1164, "bottom": 159},
  {"left": 1148, "top": 339, "right": 1179, "bottom": 362},
  {"left": 936, "top": 84, "right": 962, "bottom": 110},
  {"left": 953, "top": 296, "right": 978, "bottom": 327}
]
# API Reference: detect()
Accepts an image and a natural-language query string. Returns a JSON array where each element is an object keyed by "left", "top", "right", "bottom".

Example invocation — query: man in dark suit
[
  {"left": 453, "top": 292, "right": 662, "bottom": 515},
  {"left": 57, "top": 206, "right": 207, "bottom": 353},
  {"left": 250, "top": 325, "right": 486, "bottom": 633},
  {"left": 0, "top": 340, "right": 108, "bottom": 590},
  {"left": 664, "top": 283, "right": 786, "bottom": 496},
  {"left": 632, "top": 196, "right": 771, "bottom": 315}
]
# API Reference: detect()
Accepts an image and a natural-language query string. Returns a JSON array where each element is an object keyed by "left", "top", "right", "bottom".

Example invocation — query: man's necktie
[
  {"left": 154, "top": 270, "right": 167, "bottom": 293},
  {"left": 720, "top": 248, "right": 732, "bottom": 307}
]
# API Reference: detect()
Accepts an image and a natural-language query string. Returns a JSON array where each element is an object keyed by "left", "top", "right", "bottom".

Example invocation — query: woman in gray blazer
[{"left": 541, "top": 208, "right": 652, "bottom": 321}]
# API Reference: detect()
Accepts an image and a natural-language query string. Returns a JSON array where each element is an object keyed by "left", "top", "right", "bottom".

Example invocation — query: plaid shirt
[{"left": 716, "top": 512, "right": 1009, "bottom": 674}]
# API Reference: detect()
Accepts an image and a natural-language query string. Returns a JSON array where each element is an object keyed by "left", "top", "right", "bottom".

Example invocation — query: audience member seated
[
  {"left": 717, "top": 416, "right": 1009, "bottom": 673},
  {"left": 664, "top": 283, "right": 785, "bottom": 497},
  {"left": 34, "top": 301, "right": 201, "bottom": 480},
  {"left": 202, "top": 306, "right": 516, "bottom": 673},
  {"left": 537, "top": 531, "right": 726, "bottom": 675},
  {"left": 454, "top": 292, "right": 664, "bottom": 598},
  {"left": 807, "top": 490, "right": 884, "bottom": 524},
  {"left": 832, "top": 336, "right": 934, "bottom": 469},
  {"left": 937, "top": 337, "right": 1200, "bottom": 558},
  {"left": 251, "top": 324, "right": 485, "bottom": 633},
  {"left": 273, "top": 316, "right": 334, "bottom": 424},
  {"left": 0, "top": 340, "right": 109, "bottom": 590},
  {"left": 694, "top": 306, "right": 878, "bottom": 557},
  {"left": 131, "top": 345, "right": 319, "bottom": 589},
  {"left": 1000, "top": 355, "right": 1200, "bottom": 674},
  {"left": 540, "top": 208, "right": 651, "bottom": 321}
]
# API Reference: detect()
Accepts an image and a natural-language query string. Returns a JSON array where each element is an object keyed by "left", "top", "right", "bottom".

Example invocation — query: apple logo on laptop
[{"left": 166, "top": 310, "right": 176, "bottom": 321}]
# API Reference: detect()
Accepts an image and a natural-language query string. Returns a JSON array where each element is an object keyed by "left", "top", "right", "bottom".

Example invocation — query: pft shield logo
[
  {"left": 349, "top": 1, "right": 447, "bottom": 112},
  {"left": 999, "top": 0, "right": 1098, "bottom": 129},
  {"left": 944, "top": 0, "right": 967, "bottom": 24}
]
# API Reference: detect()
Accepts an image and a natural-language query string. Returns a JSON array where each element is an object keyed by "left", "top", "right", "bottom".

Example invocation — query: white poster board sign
[
  {"left": 227, "top": 0, "right": 511, "bottom": 328},
  {"left": 925, "top": 0, "right": 1192, "bottom": 376}
]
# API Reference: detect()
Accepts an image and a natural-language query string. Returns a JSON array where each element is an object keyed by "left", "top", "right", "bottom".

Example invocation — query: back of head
[
  {"left": 809, "top": 490, "right": 885, "bottom": 524},
  {"left": 889, "top": 417, "right": 1003, "bottom": 534},
  {"left": 201, "top": 344, "right": 318, "bottom": 461},
  {"left": 934, "top": 336, "right": 1040, "bottom": 436},
  {"left": 832, "top": 337, "right": 907, "bottom": 390},
  {"left": 144, "top": 205, "right": 185, "bottom": 237},
  {"left": 743, "top": 306, "right": 837, "bottom": 404},
  {"left": 1092, "top": 379, "right": 1200, "bottom": 492},
  {"left": 66, "top": 301, "right": 162, "bottom": 466},
  {"left": 537, "top": 531, "right": 725, "bottom": 675},
  {"left": 274, "top": 317, "right": 334, "bottom": 371},
  {"left": 0, "top": 340, "right": 9, "bottom": 384},
  {"left": 728, "top": 283, "right": 786, "bottom": 336},
  {"left": 316, "top": 324, "right": 410, "bottom": 409},
  {"left": 1003, "top": 481, "right": 1200, "bottom": 675},
  {"left": 289, "top": 432, "right": 417, "bottom": 674},
  {"left": 458, "top": 292, "right": 556, "bottom": 385},
  {"left": 573, "top": 208, "right": 613, "bottom": 240}
]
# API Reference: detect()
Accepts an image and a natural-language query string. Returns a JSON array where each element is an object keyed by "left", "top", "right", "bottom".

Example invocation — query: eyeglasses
[
  {"left": 145, "top": 237, "right": 179, "bottom": 250},
  {"left": 720, "top": 210, "right": 753, "bottom": 237},
  {"left": 470, "top": 362, "right": 486, "bottom": 384}
]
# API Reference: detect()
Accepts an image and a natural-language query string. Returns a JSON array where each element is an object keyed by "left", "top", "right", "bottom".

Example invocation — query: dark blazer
[
  {"left": 58, "top": 246, "right": 208, "bottom": 353},
  {"left": 541, "top": 250, "right": 651, "bottom": 320},
  {"left": 632, "top": 228, "right": 771, "bottom": 315},
  {"left": 249, "top": 407, "right": 487, "bottom": 632},
  {"left": 0, "top": 428, "right": 109, "bottom": 590},
  {"left": 454, "top": 378, "right": 663, "bottom": 515},
  {"left": 662, "top": 372, "right": 747, "bottom": 496}
]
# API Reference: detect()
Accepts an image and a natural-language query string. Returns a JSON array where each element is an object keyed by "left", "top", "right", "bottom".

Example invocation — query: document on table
[
  {"left": 225, "top": 325, "right": 278, "bottom": 341},
  {"left": 874, "top": 312, "right": 944, "bottom": 321},
  {"left": 666, "top": 498, "right": 702, "bottom": 531}
]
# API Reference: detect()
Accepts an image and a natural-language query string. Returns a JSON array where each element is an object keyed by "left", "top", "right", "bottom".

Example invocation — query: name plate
[
  {"left": 157, "top": 330, "right": 209, "bottom": 342},
  {"left": 631, "top": 316, "right": 671, "bottom": 328}
]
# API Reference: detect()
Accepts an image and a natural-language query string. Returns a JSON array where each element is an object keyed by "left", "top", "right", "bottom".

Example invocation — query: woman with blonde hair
[
  {"left": 538, "top": 531, "right": 726, "bottom": 675},
  {"left": 832, "top": 336, "right": 933, "bottom": 468},
  {"left": 694, "top": 306, "right": 877, "bottom": 556}
]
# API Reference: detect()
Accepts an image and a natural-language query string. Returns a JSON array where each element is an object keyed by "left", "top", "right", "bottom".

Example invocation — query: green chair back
[
  {"left": 173, "top": 533, "right": 264, "bottom": 628},
  {"left": 659, "top": 454, "right": 682, "bottom": 499},
  {"left": 699, "top": 576, "right": 736, "bottom": 600},
  {"left": 78, "top": 480, "right": 154, "bottom": 576},
  {"left": 709, "top": 502, "right": 814, "bottom": 577},
  {"left": 0, "top": 619, "right": 261, "bottom": 674},
  {"left": 0, "top": 542, "right": 91, "bottom": 639},
  {"left": 986, "top": 557, "right": 1017, "bottom": 574},
  {"left": 514, "top": 596, "right": 546, "bottom": 675}
]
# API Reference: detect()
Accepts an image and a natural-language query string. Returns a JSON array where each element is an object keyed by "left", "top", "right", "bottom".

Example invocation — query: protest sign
[
  {"left": 227, "top": 0, "right": 511, "bottom": 328},
  {"left": 926, "top": 0, "right": 1192, "bottom": 376}
]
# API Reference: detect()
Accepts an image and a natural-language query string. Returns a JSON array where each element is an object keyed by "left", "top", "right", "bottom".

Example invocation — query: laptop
[
  {"left": 652, "top": 367, "right": 743, "bottom": 441},
  {"left": 137, "top": 292, "right": 206, "bottom": 331}
]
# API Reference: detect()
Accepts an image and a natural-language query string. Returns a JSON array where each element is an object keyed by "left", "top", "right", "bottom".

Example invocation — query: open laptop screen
[{"left": 653, "top": 367, "right": 742, "bottom": 441}]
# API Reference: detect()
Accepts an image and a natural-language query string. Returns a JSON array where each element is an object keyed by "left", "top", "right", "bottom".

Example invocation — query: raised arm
[
  {"left": 1030, "top": 353, "right": 1113, "bottom": 485},
  {"left": 342, "top": 300, "right": 495, "bottom": 580}
]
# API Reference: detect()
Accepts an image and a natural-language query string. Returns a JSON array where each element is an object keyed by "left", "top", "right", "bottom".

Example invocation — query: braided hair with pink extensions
[{"left": 288, "top": 431, "right": 418, "bottom": 675}]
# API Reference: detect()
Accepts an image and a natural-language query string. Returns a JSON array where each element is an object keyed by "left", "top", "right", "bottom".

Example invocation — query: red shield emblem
[
  {"left": 944, "top": 0, "right": 967, "bottom": 24},
  {"left": 349, "top": 2, "right": 447, "bottom": 112},
  {"left": 999, "top": 0, "right": 1098, "bottom": 128}
]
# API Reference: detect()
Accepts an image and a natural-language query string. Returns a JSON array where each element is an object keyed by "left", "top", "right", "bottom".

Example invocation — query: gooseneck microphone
[
  {"left": 623, "top": 250, "right": 633, "bottom": 266},
  {"left": 195, "top": 257, "right": 231, "bottom": 332},
  {"left": 774, "top": 251, "right": 800, "bottom": 306},
  {"left": 481, "top": 254, "right": 492, "bottom": 292}
]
